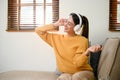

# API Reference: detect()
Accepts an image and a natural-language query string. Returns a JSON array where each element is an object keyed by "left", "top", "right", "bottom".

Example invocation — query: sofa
[
  {"left": 90, "top": 37, "right": 120, "bottom": 80},
  {"left": 0, "top": 37, "right": 120, "bottom": 80}
]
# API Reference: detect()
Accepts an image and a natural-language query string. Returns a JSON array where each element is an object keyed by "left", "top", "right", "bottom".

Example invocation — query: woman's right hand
[{"left": 53, "top": 18, "right": 67, "bottom": 27}]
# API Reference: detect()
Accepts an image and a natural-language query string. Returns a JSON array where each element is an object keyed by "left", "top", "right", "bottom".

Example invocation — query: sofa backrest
[
  {"left": 97, "top": 38, "right": 120, "bottom": 80},
  {"left": 109, "top": 40, "right": 120, "bottom": 80}
]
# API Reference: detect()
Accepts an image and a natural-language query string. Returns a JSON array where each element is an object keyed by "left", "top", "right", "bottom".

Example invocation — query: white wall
[
  {"left": 60, "top": 0, "right": 120, "bottom": 45},
  {"left": 0, "top": 0, "right": 120, "bottom": 73},
  {"left": 0, "top": 0, "right": 56, "bottom": 73}
]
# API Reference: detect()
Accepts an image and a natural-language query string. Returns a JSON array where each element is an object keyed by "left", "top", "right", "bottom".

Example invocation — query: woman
[{"left": 35, "top": 13, "right": 102, "bottom": 80}]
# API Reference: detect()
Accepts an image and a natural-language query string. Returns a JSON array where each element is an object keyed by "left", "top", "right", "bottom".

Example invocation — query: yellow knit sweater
[{"left": 35, "top": 24, "right": 93, "bottom": 74}]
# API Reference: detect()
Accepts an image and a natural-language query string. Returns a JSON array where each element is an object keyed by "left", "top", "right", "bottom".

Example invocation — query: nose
[
  {"left": 64, "top": 22, "right": 67, "bottom": 26},
  {"left": 64, "top": 20, "right": 68, "bottom": 26},
  {"left": 64, "top": 22, "right": 68, "bottom": 28}
]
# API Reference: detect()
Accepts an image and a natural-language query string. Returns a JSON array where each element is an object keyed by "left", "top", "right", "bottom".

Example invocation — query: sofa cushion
[
  {"left": 0, "top": 71, "right": 58, "bottom": 80},
  {"left": 89, "top": 51, "right": 101, "bottom": 79},
  {"left": 97, "top": 38, "right": 120, "bottom": 80}
]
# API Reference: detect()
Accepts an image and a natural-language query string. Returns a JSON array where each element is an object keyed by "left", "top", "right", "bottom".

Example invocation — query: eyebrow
[{"left": 66, "top": 19, "right": 74, "bottom": 26}]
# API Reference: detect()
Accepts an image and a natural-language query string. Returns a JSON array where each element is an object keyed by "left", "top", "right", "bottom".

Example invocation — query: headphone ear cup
[{"left": 74, "top": 25, "right": 80, "bottom": 32}]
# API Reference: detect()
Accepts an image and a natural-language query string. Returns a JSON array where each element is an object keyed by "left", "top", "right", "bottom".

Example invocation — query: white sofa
[
  {"left": 0, "top": 37, "right": 120, "bottom": 80},
  {"left": 0, "top": 71, "right": 58, "bottom": 80}
]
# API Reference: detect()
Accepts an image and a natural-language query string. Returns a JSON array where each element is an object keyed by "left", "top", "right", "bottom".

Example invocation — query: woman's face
[{"left": 64, "top": 15, "right": 75, "bottom": 34}]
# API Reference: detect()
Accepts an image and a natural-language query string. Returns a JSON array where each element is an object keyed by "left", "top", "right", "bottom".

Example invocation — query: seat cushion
[{"left": 0, "top": 71, "right": 58, "bottom": 80}]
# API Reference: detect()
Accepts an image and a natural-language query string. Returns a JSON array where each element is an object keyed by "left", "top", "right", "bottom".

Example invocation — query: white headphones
[{"left": 74, "top": 13, "right": 83, "bottom": 35}]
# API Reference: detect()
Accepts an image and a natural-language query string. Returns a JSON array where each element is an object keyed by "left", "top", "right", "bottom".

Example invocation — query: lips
[{"left": 64, "top": 27, "right": 68, "bottom": 31}]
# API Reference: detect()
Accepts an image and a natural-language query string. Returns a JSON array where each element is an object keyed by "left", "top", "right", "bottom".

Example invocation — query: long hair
[
  {"left": 81, "top": 16, "right": 89, "bottom": 39},
  {"left": 70, "top": 13, "right": 89, "bottom": 39}
]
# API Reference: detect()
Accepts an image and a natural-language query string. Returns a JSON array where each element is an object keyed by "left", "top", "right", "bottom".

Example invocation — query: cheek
[
  {"left": 69, "top": 26, "right": 74, "bottom": 31},
  {"left": 64, "top": 25, "right": 74, "bottom": 31}
]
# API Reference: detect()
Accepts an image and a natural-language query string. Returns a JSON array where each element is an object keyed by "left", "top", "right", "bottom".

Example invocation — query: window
[
  {"left": 109, "top": 0, "right": 120, "bottom": 31},
  {"left": 7, "top": 0, "right": 59, "bottom": 31}
]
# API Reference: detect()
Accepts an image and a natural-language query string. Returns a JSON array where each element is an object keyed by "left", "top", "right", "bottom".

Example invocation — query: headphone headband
[
  {"left": 76, "top": 13, "right": 82, "bottom": 28},
  {"left": 74, "top": 13, "right": 83, "bottom": 35}
]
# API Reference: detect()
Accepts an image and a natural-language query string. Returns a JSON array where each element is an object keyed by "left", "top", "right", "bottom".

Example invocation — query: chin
[
  {"left": 64, "top": 29, "right": 68, "bottom": 32},
  {"left": 64, "top": 30, "right": 67, "bottom": 33}
]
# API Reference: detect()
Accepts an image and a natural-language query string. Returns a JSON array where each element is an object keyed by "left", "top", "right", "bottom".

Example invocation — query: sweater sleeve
[
  {"left": 35, "top": 24, "right": 57, "bottom": 47},
  {"left": 73, "top": 39, "right": 89, "bottom": 67}
]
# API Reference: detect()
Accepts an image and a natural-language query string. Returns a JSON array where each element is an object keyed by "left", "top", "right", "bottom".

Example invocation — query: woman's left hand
[
  {"left": 84, "top": 45, "right": 102, "bottom": 56},
  {"left": 87, "top": 45, "right": 102, "bottom": 53}
]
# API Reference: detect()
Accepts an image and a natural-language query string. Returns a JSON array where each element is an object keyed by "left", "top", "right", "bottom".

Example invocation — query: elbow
[
  {"left": 35, "top": 27, "right": 42, "bottom": 34},
  {"left": 35, "top": 27, "right": 46, "bottom": 35},
  {"left": 73, "top": 57, "right": 88, "bottom": 67},
  {"left": 73, "top": 61, "right": 85, "bottom": 68},
  {"left": 35, "top": 27, "right": 39, "bottom": 34}
]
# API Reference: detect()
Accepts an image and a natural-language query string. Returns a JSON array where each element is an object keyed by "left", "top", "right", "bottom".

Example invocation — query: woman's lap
[{"left": 57, "top": 71, "right": 95, "bottom": 80}]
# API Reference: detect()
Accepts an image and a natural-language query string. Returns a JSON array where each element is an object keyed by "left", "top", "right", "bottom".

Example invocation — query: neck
[{"left": 67, "top": 33, "right": 77, "bottom": 37}]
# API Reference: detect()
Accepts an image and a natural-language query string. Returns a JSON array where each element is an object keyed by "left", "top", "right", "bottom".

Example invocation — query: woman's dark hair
[{"left": 70, "top": 13, "right": 89, "bottom": 39}]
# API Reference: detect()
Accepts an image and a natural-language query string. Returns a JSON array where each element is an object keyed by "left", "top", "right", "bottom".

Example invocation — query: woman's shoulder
[
  {"left": 77, "top": 35, "right": 88, "bottom": 40},
  {"left": 76, "top": 35, "right": 88, "bottom": 43}
]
